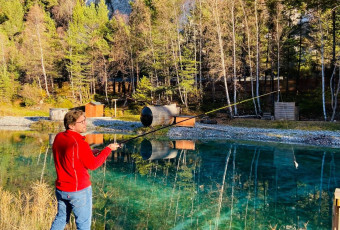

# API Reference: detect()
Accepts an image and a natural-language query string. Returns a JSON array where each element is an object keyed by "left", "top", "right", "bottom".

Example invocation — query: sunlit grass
[
  {"left": 116, "top": 114, "right": 140, "bottom": 122},
  {"left": 0, "top": 103, "right": 49, "bottom": 117}
]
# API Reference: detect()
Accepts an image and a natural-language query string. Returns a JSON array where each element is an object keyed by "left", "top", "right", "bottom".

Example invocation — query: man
[{"left": 50, "top": 110, "right": 120, "bottom": 230}]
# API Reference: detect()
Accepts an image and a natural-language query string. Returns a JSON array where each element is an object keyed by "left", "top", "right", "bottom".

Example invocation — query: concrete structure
[
  {"left": 140, "top": 104, "right": 180, "bottom": 127},
  {"left": 49, "top": 108, "right": 68, "bottom": 121}
]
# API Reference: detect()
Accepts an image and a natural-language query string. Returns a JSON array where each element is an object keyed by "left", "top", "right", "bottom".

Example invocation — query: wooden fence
[{"left": 274, "top": 102, "right": 299, "bottom": 120}]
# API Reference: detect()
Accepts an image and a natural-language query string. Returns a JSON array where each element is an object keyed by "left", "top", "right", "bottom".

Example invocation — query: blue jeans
[{"left": 50, "top": 186, "right": 92, "bottom": 230}]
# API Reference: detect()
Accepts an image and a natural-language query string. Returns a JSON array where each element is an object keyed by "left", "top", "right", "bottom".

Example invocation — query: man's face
[{"left": 69, "top": 115, "right": 87, "bottom": 133}]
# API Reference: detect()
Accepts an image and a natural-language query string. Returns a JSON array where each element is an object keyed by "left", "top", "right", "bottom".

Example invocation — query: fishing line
[
  {"left": 119, "top": 90, "right": 279, "bottom": 145},
  {"left": 279, "top": 92, "right": 299, "bottom": 169}
]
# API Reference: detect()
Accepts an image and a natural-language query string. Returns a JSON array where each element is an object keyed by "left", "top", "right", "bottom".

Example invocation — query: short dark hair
[{"left": 64, "top": 110, "right": 84, "bottom": 130}]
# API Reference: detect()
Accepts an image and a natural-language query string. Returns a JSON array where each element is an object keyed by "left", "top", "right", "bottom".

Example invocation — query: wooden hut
[
  {"left": 174, "top": 116, "right": 196, "bottom": 127},
  {"left": 85, "top": 101, "right": 104, "bottom": 118}
]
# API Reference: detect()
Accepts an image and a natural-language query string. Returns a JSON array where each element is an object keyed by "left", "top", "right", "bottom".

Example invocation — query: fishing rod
[{"left": 119, "top": 90, "right": 279, "bottom": 145}]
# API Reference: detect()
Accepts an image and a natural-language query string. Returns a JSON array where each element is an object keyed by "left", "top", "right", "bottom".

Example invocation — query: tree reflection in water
[
  {"left": 1, "top": 131, "right": 340, "bottom": 229},
  {"left": 90, "top": 139, "right": 340, "bottom": 229}
]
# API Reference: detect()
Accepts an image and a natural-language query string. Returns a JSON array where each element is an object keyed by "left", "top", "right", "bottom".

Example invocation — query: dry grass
[{"left": 0, "top": 181, "right": 57, "bottom": 230}]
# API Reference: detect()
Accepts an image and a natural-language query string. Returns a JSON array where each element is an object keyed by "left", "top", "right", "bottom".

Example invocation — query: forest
[{"left": 0, "top": 0, "right": 339, "bottom": 120}]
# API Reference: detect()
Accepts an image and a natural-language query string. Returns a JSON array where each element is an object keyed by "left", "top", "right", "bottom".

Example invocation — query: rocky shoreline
[
  {"left": 0, "top": 116, "right": 340, "bottom": 148},
  {"left": 168, "top": 123, "right": 340, "bottom": 148}
]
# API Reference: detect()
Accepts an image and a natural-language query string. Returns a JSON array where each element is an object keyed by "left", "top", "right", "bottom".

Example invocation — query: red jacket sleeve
[{"left": 79, "top": 141, "right": 112, "bottom": 170}]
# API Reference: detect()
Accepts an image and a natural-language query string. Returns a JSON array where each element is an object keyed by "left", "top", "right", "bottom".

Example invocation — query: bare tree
[
  {"left": 213, "top": 0, "right": 233, "bottom": 116},
  {"left": 239, "top": 0, "right": 257, "bottom": 115},
  {"left": 330, "top": 63, "right": 340, "bottom": 121},
  {"left": 319, "top": 16, "right": 327, "bottom": 121},
  {"left": 231, "top": 0, "right": 238, "bottom": 115},
  {"left": 255, "top": 0, "right": 262, "bottom": 113},
  {"left": 276, "top": 2, "right": 283, "bottom": 102}
]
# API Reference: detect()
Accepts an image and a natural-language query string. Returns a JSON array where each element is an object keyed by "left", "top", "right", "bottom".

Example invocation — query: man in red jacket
[{"left": 50, "top": 110, "right": 120, "bottom": 230}]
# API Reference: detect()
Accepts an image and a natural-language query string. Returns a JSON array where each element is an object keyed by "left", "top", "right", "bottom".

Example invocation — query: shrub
[
  {"left": 30, "top": 120, "right": 64, "bottom": 132},
  {"left": 19, "top": 84, "right": 44, "bottom": 107}
]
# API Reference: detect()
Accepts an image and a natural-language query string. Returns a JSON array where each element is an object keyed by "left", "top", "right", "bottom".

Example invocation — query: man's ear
[{"left": 68, "top": 124, "right": 75, "bottom": 130}]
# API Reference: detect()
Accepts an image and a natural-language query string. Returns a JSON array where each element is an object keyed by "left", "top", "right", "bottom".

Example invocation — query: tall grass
[{"left": 0, "top": 181, "right": 57, "bottom": 230}]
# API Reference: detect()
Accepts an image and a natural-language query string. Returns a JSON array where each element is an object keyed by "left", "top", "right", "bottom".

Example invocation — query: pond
[{"left": 0, "top": 130, "right": 339, "bottom": 229}]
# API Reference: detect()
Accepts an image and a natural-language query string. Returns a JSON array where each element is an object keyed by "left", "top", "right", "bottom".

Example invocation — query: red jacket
[{"left": 52, "top": 130, "right": 111, "bottom": 192}]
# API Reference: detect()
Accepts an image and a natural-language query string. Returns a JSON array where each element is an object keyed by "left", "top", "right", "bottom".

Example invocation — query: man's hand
[
  {"left": 92, "top": 149, "right": 100, "bottom": 155},
  {"left": 107, "top": 143, "right": 121, "bottom": 151}
]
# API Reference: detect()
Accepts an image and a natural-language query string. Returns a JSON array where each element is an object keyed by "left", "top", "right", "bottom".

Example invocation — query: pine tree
[
  {"left": 178, "top": 47, "right": 197, "bottom": 108},
  {"left": 0, "top": 0, "right": 24, "bottom": 102},
  {"left": 132, "top": 76, "right": 153, "bottom": 104},
  {"left": 65, "top": 0, "right": 91, "bottom": 104}
]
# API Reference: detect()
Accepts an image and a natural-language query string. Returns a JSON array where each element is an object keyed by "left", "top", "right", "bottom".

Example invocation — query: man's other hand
[{"left": 107, "top": 143, "right": 121, "bottom": 151}]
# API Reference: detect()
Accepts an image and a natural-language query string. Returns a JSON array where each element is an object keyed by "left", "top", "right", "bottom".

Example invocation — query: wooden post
[
  {"left": 113, "top": 99, "right": 118, "bottom": 117},
  {"left": 333, "top": 188, "right": 340, "bottom": 230}
]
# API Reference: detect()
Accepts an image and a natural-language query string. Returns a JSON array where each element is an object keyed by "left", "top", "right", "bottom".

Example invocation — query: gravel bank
[
  {"left": 0, "top": 116, "right": 142, "bottom": 132},
  {"left": 1, "top": 116, "right": 339, "bottom": 147},
  {"left": 0, "top": 116, "right": 49, "bottom": 130},
  {"left": 86, "top": 117, "right": 142, "bottom": 132},
  {"left": 168, "top": 123, "right": 340, "bottom": 148}
]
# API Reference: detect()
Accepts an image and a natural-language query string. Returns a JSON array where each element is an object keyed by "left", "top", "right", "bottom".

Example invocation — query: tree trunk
[
  {"left": 297, "top": 13, "right": 303, "bottom": 94},
  {"left": 136, "top": 62, "right": 139, "bottom": 87},
  {"left": 286, "top": 10, "right": 292, "bottom": 99},
  {"left": 213, "top": 0, "right": 233, "bottom": 116},
  {"left": 276, "top": 8, "right": 281, "bottom": 102},
  {"left": 319, "top": 18, "right": 327, "bottom": 121},
  {"left": 212, "top": 78, "right": 216, "bottom": 102},
  {"left": 171, "top": 38, "right": 185, "bottom": 104},
  {"left": 255, "top": 0, "right": 261, "bottom": 114},
  {"left": 148, "top": 17, "right": 158, "bottom": 91},
  {"left": 240, "top": 0, "right": 257, "bottom": 115},
  {"left": 193, "top": 20, "right": 198, "bottom": 92},
  {"left": 175, "top": 5, "right": 186, "bottom": 106},
  {"left": 35, "top": 22, "right": 49, "bottom": 97},
  {"left": 199, "top": 0, "right": 203, "bottom": 92},
  {"left": 102, "top": 55, "right": 109, "bottom": 103},
  {"left": 232, "top": 0, "right": 238, "bottom": 115},
  {"left": 330, "top": 65, "right": 339, "bottom": 121},
  {"left": 113, "top": 79, "right": 116, "bottom": 95},
  {"left": 130, "top": 45, "right": 135, "bottom": 94},
  {"left": 332, "top": 10, "right": 336, "bottom": 71}
]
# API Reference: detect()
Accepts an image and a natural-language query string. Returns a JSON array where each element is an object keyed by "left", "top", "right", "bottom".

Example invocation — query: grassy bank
[{"left": 0, "top": 103, "right": 49, "bottom": 117}]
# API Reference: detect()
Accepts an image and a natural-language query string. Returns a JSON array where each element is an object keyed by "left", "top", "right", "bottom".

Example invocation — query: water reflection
[
  {"left": 85, "top": 134, "right": 104, "bottom": 145},
  {"left": 1, "top": 131, "right": 340, "bottom": 229},
  {"left": 140, "top": 140, "right": 196, "bottom": 160}
]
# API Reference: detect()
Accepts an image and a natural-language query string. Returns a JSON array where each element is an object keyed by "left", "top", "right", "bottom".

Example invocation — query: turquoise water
[{"left": 1, "top": 131, "right": 339, "bottom": 229}]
